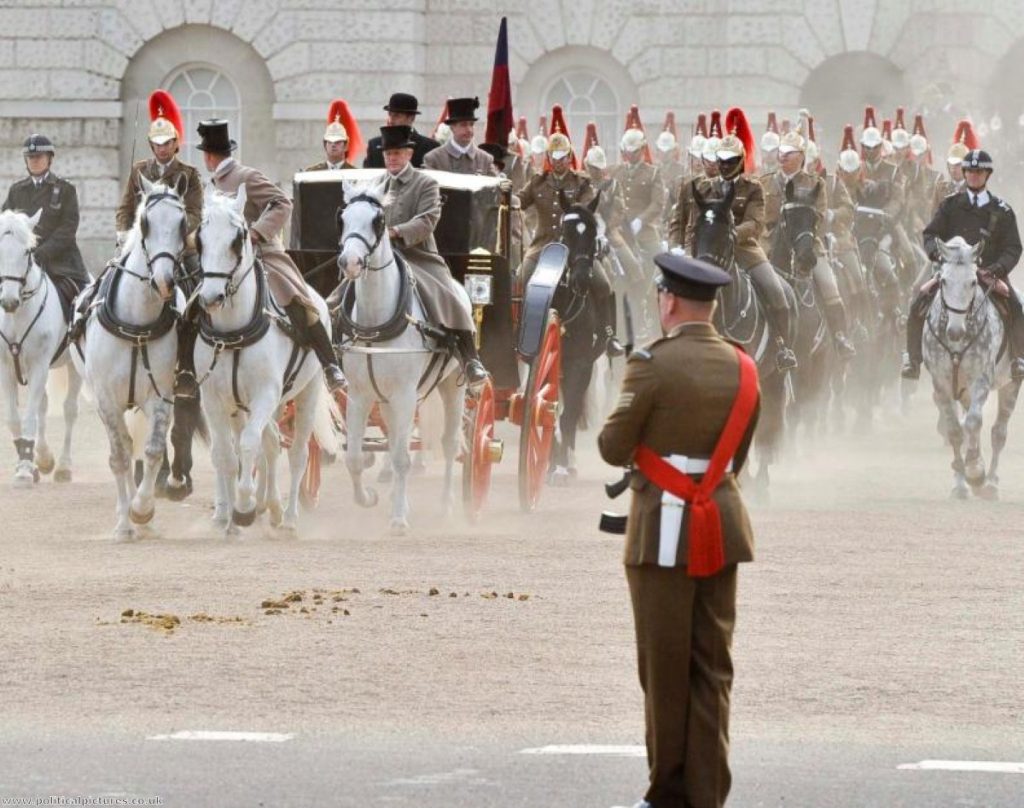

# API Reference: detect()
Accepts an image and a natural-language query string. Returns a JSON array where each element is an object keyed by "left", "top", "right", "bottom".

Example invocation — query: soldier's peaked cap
[{"left": 654, "top": 252, "right": 731, "bottom": 301}]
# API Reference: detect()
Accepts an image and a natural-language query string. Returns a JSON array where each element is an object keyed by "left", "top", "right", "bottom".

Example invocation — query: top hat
[
  {"left": 379, "top": 125, "right": 416, "bottom": 151},
  {"left": 196, "top": 119, "right": 237, "bottom": 153},
  {"left": 445, "top": 97, "right": 480, "bottom": 124},
  {"left": 383, "top": 93, "right": 421, "bottom": 116}
]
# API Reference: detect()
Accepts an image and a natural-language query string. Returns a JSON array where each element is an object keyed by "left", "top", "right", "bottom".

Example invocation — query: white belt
[{"left": 658, "top": 454, "right": 733, "bottom": 568}]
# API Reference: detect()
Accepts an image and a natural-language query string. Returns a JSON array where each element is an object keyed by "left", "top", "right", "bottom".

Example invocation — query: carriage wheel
[
  {"left": 462, "top": 378, "right": 500, "bottom": 520},
  {"left": 299, "top": 435, "right": 322, "bottom": 510},
  {"left": 518, "top": 311, "right": 561, "bottom": 512}
]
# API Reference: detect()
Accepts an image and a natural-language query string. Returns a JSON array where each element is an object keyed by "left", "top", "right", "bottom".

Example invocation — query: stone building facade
[{"left": 0, "top": 0, "right": 1021, "bottom": 265}]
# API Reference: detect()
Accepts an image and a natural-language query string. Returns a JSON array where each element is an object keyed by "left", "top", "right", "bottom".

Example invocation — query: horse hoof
[
  {"left": 232, "top": 507, "right": 257, "bottom": 527},
  {"left": 164, "top": 476, "right": 192, "bottom": 502},
  {"left": 950, "top": 486, "right": 969, "bottom": 501},
  {"left": 36, "top": 454, "right": 55, "bottom": 475},
  {"left": 13, "top": 475, "right": 33, "bottom": 489},
  {"left": 357, "top": 488, "right": 379, "bottom": 508},
  {"left": 129, "top": 505, "right": 155, "bottom": 525},
  {"left": 54, "top": 468, "right": 72, "bottom": 483},
  {"left": 268, "top": 504, "right": 284, "bottom": 528},
  {"left": 278, "top": 519, "right": 297, "bottom": 534},
  {"left": 390, "top": 519, "right": 409, "bottom": 536},
  {"left": 113, "top": 527, "right": 135, "bottom": 543},
  {"left": 549, "top": 467, "right": 570, "bottom": 487},
  {"left": 224, "top": 522, "right": 241, "bottom": 537},
  {"left": 978, "top": 483, "right": 999, "bottom": 501},
  {"left": 568, "top": 466, "right": 578, "bottom": 479}
]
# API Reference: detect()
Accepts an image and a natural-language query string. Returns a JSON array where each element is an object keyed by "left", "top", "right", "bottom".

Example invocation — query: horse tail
[{"left": 312, "top": 382, "right": 342, "bottom": 458}]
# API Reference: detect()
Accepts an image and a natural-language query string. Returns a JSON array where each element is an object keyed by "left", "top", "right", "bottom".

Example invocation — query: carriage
[{"left": 283, "top": 168, "right": 567, "bottom": 517}]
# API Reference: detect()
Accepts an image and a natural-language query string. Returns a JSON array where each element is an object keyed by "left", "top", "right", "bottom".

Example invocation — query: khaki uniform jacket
[
  {"left": 422, "top": 142, "right": 497, "bottom": 176},
  {"left": 684, "top": 175, "right": 768, "bottom": 270},
  {"left": 931, "top": 177, "right": 963, "bottom": 217},
  {"left": 659, "top": 161, "right": 687, "bottom": 227},
  {"left": 302, "top": 160, "right": 355, "bottom": 172},
  {"left": 505, "top": 154, "right": 533, "bottom": 193},
  {"left": 517, "top": 170, "right": 595, "bottom": 250},
  {"left": 825, "top": 172, "right": 857, "bottom": 252},
  {"left": 760, "top": 169, "right": 829, "bottom": 255},
  {"left": 667, "top": 174, "right": 700, "bottom": 248},
  {"left": 859, "top": 158, "right": 906, "bottom": 219},
  {"left": 115, "top": 157, "right": 203, "bottom": 254},
  {"left": 378, "top": 164, "right": 474, "bottom": 332},
  {"left": 900, "top": 161, "right": 940, "bottom": 232},
  {"left": 209, "top": 160, "right": 314, "bottom": 312},
  {"left": 598, "top": 321, "right": 759, "bottom": 567},
  {"left": 612, "top": 161, "right": 666, "bottom": 229}
]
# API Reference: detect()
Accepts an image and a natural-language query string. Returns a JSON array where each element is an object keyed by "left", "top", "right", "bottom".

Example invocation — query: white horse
[
  {"left": 923, "top": 236, "right": 1021, "bottom": 499},
  {"left": 336, "top": 181, "right": 466, "bottom": 534},
  {"left": 71, "top": 175, "right": 186, "bottom": 539},
  {"left": 0, "top": 210, "right": 83, "bottom": 485},
  {"left": 194, "top": 186, "right": 328, "bottom": 534}
]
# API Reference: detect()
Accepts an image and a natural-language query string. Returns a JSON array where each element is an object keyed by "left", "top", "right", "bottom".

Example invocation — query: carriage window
[
  {"left": 164, "top": 64, "right": 242, "bottom": 167},
  {"left": 542, "top": 73, "right": 620, "bottom": 161}
]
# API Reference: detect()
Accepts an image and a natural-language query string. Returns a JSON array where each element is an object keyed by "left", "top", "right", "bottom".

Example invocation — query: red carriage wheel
[
  {"left": 518, "top": 311, "right": 561, "bottom": 512},
  {"left": 462, "top": 377, "right": 501, "bottom": 520}
]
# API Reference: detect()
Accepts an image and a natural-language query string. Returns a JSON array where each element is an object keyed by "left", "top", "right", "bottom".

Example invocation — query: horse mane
[{"left": 0, "top": 210, "right": 38, "bottom": 250}]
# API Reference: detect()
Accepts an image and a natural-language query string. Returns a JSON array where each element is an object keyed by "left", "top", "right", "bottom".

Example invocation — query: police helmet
[
  {"left": 961, "top": 149, "right": 993, "bottom": 171},
  {"left": 23, "top": 134, "right": 55, "bottom": 156}
]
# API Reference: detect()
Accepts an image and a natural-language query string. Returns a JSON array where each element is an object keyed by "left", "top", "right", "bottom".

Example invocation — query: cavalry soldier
[
  {"left": 516, "top": 115, "right": 594, "bottom": 283},
  {"left": 613, "top": 127, "right": 666, "bottom": 263},
  {"left": 656, "top": 113, "right": 685, "bottom": 226},
  {"left": 304, "top": 98, "right": 363, "bottom": 171},
  {"left": 931, "top": 120, "right": 975, "bottom": 215},
  {"left": 599, "top": 251, "right": 760, "bottom": 808},
  {"left": 761, "top": 131, "right": 856, "bottom": 358},
  {"left": 899, "top": 115, "right": 942, "bottom": 239},
  {"left": 376, "top": 124, "right": 489, "bottom": 387},
  {"left": 2, "top": 134, "right": 91, "bottom": 317},
  {"left": 583, "top": 126, "right": 640, "bottom": 284},
  {"left": 903, "top": 148, "right": 1024, "bottom": 381},
  {"left": 197, "top": 118, "right": 346, "bottom": 394},
  {"left": 687, "top": 113, "right": 709, "bottom": 177},
  {"left": 363, "top": 93, "right": 439, "bottom": 169},
  {"left": 760, "top": 112, "right": 780, "bottom": 175},
  {"left": 423, "top": 97, "right": 497, "bottom": 176},
  {"left": 860, "top": 107, "right": 916, "bottom": 275},
  {"left": 673, "top": 107, "right": 798, "bottom": 371}
]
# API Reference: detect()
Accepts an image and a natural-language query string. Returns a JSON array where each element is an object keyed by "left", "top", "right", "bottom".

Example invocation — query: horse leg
[
  {"left": 34, "top": 386, "right": 55, "bottom": 475},
  {"left": 130, "top": 398, "right": 172, "bottom": 526},
  {"left": 13, "top": 367, "right": 48, "bottom": 486},
  {"left": 55, "top": 363, "right": 82, "bottom": 482},
  {"left": 234, "top": 395, "right": 276, "bottom": 527},
  {"left": 282, "top": 384, "right": 317, "bottom": 531},
  {"left": 436, "top": 373, "right": 464, "bottom": 516},
  {"left": 206, "top": 404, "right": 235, "bottom": 531},
  {"left": 167, "top": 392, "right": 201, "bottom": 500},
  {"left": 983, "top": 381, "right": 1021, "bottom": 500},
  {"left": 259, "top": 422, "right": 284, "bottom": 528},
  {"left": 97, "top": 401, "right": 135, "bottom": 540},
  {"left": 382, "top": 389, "right": 416, "bottom": 535},
  {"left": 962, "top": 380, "right": 991, "bottom": 491},
  {"left": 344, "top": 393, "right": 378, "bottom": 508},
  {"left": 933, "top": 389, "right": 968, "bottom": 499}
]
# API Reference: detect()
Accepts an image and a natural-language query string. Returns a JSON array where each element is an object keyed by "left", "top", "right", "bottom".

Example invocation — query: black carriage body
[{"left": 289, "top": 169, "right": 518, "bottom": 388}]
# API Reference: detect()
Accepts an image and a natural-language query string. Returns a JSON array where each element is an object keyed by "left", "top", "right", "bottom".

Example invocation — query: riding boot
[
  {"left": 452, "top": 329, "right": 490, "bottom": 390},
  {"left": 174, "top": 318, "right": 200, "bottom": 399},
  {"left": 307, "top": 319, "right": 347, "bottom": 394},
  {"left": 767, "top": 304, "right": 798, "bottom": 371},
  {"left": 601, "top": 295, "right": 624, "bottom": 357},
  {"left": 825, "top": 301, "right": 856, "bottom": 359},
  {"left": 901, "top": 287, "right": 935, "bottom": 379},
  {"left": 68, "top": 274, "right": 102, "bottom": 342}
]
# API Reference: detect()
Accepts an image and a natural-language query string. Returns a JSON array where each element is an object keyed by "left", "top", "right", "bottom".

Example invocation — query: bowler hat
[
  {"left": 654, "top": 251, "right": 731, "bottom": 301},
  {"left": 379, "top": 125, "right": 416, "bottom": 151},
  {"left": 196, "top": 119, "right": 237, "bottom": 153},
  {"left": 445, "top": 97, "right": 480, "bottom": 124},
  {"left": 383, "top": 93, "right": 421, "bottom": 115}
]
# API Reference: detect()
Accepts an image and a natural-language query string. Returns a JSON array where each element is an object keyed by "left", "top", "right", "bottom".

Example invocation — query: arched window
[
  {"left": 165, "top": 64, "right": 242, "bottom": 167},
  {"left": 542, "top": 72, "right": 620, "bottom": 156}
]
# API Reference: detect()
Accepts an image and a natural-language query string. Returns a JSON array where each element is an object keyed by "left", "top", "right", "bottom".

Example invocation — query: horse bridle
[
  {"left": 198, "top": 215, "right": 253, "bottom": 303},
  {"left": 339, "top": 194, "right": 392, "bottom": 272},
  {"left": 118, "top": 191, "right": 188, "bottom": 293},
  {"left": 0, "top": 242, "right": 41, "bottom": 301},
  {"left": 779, "top": 202, "right": 819, "bottom": 255},
  {"left": 695, "top": 206, "right": 736, "bottom": 269}
]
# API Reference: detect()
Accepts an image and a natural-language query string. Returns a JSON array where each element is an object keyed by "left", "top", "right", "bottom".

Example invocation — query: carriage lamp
[{"left": 464, "top": 273, "right": 493, "bottom": 306}]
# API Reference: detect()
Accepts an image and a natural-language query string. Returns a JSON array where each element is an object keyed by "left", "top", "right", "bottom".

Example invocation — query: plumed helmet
[
  {"left": 805, "top": 140, "right": 820, "bottom": 164},
  {"left": 516, "top": 116, "right": 529, "bottom": 140},
  {"left": 656, "top": 130, "right": 677, "bottom": 152},
  {"left": 702, "top": 136, "right": 721, "bottom": 162},
  {"left": 722, "top": 107, "right": 755, "bottom": 173},
  {"left": 548, "top": 131, "right": 572, "bottom": 159},
  {"left": 323, "top": 100, "right": 363, "bottom": 162},
  {"left": 548, "top": 104, "right": 578, "bottom": 168},
  {"left": 778, "top": 131, "right": 806, "bottom": 155},
  {"left": 584, "top": 145, "right": 607, "bottom": 169},
  {"left": 621, "top": 128, "right": 646, "bottom": 153},
  {"left": 662, "top": 111, "right": 678, "bottom": 138},
  {"left": 952, "top": 119, "right": 980, "bottom": 150},
  {"left": 910, "top": 134, "right": 929, "bottom": 156},
  {"left": 582, "top": 121, "right": 599, "bottom": 161},
  {"left": 708, "top": 109, "right": 723, "bottom": 139},
  {"left": 761, "top": 130, "right": 781, "bottom": 153},
  {"left": 530, "top": 134, "right": 549, "bottom": 155},
  {"left": 148, "top": 90, "right": 184, "bottom": 145},
  {"left": 766, "top": 111, "right": 779, "bottom": 134},
  {"left": 22, "top": 133, "right": 54, "bottom": 155},
  {"left": 688, "top": 133, "right": 707, "bottom": 158},
  {"left": 947, "top": 141, "right": 969, "bottom": 166},
  {"left": 623, "top": 104, "right": 652, "bottom": 163},
  {"left": 861, "top": 126, "right": 883, "bottom": 148},
  {"left": 695, "top": 113, "right": 708, "bottom": 138},
  {"left": 962, "top": 149, "right": 993, "bottom": 171},
  {"left": 892, "top": 128, "right": 911, "bottom": 149},
  {"left": 838, "top": 149, "right": 861, "bottom": 173}
]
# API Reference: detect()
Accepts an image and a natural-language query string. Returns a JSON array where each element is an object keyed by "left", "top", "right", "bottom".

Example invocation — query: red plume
[
  {"left": 582, "top": 122, "right": 599, "bottom": 160},
  {"left": 953, "top": 119, "right": 980, "bottom": 149},
  {"left": 709, "top": 109, "right": 723, "bottom": 138},
  {"left": 841, "top": 124, "right": 856, "bottom": 152},
  {"left": 864, "top": 105, "right": 877, "bottom": 130},
  {"left": 663, "top": 111, "right": 677, "bottom": 138},
  {"left": 148, "top": 89, "right": 184, "bottom": 143},
  {"left": 326, "top": 98, "right": 364, "bottom": 163},
  {"left": 547, "top": 104, "right": 577, "bottom": 170},
  {"left": 624, "top": 104, "right": 652, "bottom": 163},
  {"left": 895, "top": 106, "right": 907, "bottom": 131},
  {"left": 695, "top": 113, "right": 708, "bottom": 138},
  {"left": 882, "top": 119, "right": 892, "bottom": 140},
  {"left": 725, "top": 107, "right": 755, "bottom": 174},
  {"left": 807, "top": 115, "right": 816, "bottom": 144},
  {"left": 912, "top": 113, "right": 927, "bottom": 138},
  {"left": 516, "top": 116, "right": 529, "bottom": 140},
  {"left": 538, "top": 115, "right": 548, "bottom": 137},
  {"left": 766, "top": 111, "right": 779, "bottom": 134}
]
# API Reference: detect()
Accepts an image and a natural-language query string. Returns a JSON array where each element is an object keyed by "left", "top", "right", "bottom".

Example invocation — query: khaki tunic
[
  {"left": 659, "top": 160, "right": 688, "bottom": 229},
  {"left": 667, "top": 175, "right": 699, "bottom": 248},
  {"left": 422, "top": 143, "right": 497, "bottom": 176},
  {"left": 302, "top": 160, "right": 355, "bottom": 172},
  {"left": 612, "top": 160, "right": 666, "bottom": 249},
  {"left": 859, "top": 158, "right": 906, "bottom": 219},
  {"left": 683, "top": 175, "right": 769, "bottom": 271},
  {"left": 115, "top": 157, "right": 203, "bottom": 255},
  {"left": 209, "top": 160, "right": 315, "bottom": 313},
  {"left": 825, "top": 172, "right": 857, "bottom": 253},
  {"left": 378, "top": 164, "right": 475, "bottom": 332},
  {"left": 517, "top": 170, "right": 595, "bottom": 252}
]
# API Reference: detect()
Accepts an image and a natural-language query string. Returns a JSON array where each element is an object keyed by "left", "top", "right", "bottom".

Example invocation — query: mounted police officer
[
  {"left": 363, "top": 93, "right": 440, "bottom": 169},
  {"left": 2, "top": 134, "right": 90, "bottom": 317},
  {"left": 903, "top": 149, "right": 1024, "bottom": 381}
]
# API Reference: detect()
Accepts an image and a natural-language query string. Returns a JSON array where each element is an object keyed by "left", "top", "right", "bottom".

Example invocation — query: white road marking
[
  {"left": 899, "top": 760, "right": 1024, "bottom": 774},
  {"left": 520, "top": 744, "right": 646, "bottom": 757},
  {"left": 148, "top": 730, "right": 294, "bottom": 743}
]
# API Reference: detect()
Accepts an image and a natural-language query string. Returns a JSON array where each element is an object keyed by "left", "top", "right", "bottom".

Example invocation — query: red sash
[{"left": 634, "top": 347, "right": 759, "bottom": 577}]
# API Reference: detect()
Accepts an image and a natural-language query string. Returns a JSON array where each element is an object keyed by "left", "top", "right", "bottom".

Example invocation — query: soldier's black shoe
[
  {"left": 323, "top": 365, "right": 347, "bottom": 394},
  {"left": 464, "top": 359, "right": 489, "bottom": 390},
  {"left": 901, "top": 353, "right": 921, "bottom": 380},
  {"left": 834, "top": 332, "right": 856, "bottom": 359},
  {"left": 606, "top": 336, "right": 625, "bottom": 358},
  {"left": 776, "top": 345, "right": 798, "bottom": 371},
  {"left": 174, "top": 370, "right": 199, "bottom": 400},
  {"left": 1012, "top": 358, "right": 1024, "bottom": 382}
]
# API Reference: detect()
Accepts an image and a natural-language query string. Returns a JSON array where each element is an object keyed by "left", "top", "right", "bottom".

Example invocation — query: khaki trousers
[{"left": 626, "top": 563, "right": 738, "bottom": 808}]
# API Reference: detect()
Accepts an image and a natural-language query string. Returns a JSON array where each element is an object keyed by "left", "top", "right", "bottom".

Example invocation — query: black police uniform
[
  {"left": 2, "top": 161, "right": 90, "bottom": 317},
  {"left": 904, "top": 153, "right": 1024, "bottom": 377}
]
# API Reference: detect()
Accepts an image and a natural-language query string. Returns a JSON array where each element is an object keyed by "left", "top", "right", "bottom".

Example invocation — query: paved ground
[{"left": 0, "top": 376, "right": 1022, "bottom": 807}]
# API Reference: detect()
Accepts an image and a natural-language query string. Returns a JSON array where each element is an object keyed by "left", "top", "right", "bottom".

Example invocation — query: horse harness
[
  {"left": 0, "top": 248, "right": 63, "bottom": 386},
  {"left": 928, "top": 277, "right": 1003, "bottom": 400}
]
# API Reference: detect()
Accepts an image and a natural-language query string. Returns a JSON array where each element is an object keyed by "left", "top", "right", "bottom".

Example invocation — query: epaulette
[
  {"left": 999, "top": 198, "right": 1012, "bottom": 212},
  {"left": 724, "top": 336, "right": 749, "bottom": 353}
]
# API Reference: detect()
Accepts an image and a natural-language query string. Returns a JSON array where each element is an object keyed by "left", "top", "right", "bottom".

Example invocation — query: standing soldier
[
  {"left": 304, "top": 99, "right": 363, "bottom": 172},
  {"left": 363, "top": 93, "right": 439, "bottom": 169},
  {"left": 2, "top": 134, "right": 90, "bottom": 317},
  {"left": 599, "top": 251, "right": 760, "bottom": 808},
  {"left": 613, "top": 123, "right": 666, "bottom": 266},
  {"left": 197, "top": 119, "right": 346, "bottom": 394},
  {"left": 903, "top": 148, "right": 1024, "bottom": 381},
  {"left": 423, "top": 97, "right": 497, "bottom": 176}
]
